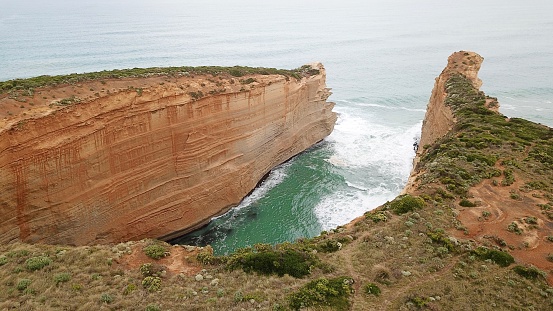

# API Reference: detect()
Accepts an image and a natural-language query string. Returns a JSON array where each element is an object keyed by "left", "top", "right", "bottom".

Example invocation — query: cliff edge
[
  {"left": 0, "top": 64, "right": 337, "bottom": 245},
  {"left": 406, "top": 51, "right": 553, "bottom": 285}
]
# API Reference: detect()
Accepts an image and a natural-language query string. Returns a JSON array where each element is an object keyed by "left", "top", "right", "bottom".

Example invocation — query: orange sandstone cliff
[
  {"left": 404, "top": 51, "right": 485, "bottom": 193},
  {"left": 418, "top": 51, "right": 483, "bottom": 150},
  {"left": 0, "top": 64, "right": 336, "bottom": 245}
]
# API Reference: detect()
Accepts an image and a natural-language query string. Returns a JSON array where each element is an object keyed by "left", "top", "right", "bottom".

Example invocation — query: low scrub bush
[
  {"left": 25, "top": 256, "right": 52, "bottom": 271},
  {"left": 363, "top": 283, "right": 381, "bottom": 296},
  {"left": 16, "top": 279, "right": 32, "bottom": 291},
  {"left": 53, "top": 272, "right": 71, "bottom": 285},
  {"left": 316, "top": 239, "right": 342, "bottom": 253},
  {"left": 427, "top": 230, "right": 456, "bottom": 252},
  {"left": 143, "top": 244, "right": 169, "bottom": 260},
  {"left": 226, "top": 245, "right": 317, "bottom": 278},
  {"left": 365, "top": 210, "right": 388, "bottom": 223},
  {"left": 471, "top": 247, "right": 514, "bottom": 267},
  {"left": 513, "top": 265, "right": 545, "bottom": 280},
  {"left": 385, "top": 195, "right": 425, "bottom": 215},
  {"left": 100, "top": 293, "right": 113, "bottom": 304},
  {"left": 123, "top": 283, "right": 137, "bottom": 295},
  {"left": 142, "top": 276, "right": 162, "bottom": 292},
  {"left": 145, "top": 304, "right": 161, "bottom": 311},
  {"left": 459, "top": 199, "right": 477, "bottom": 207},
  {"left": 288, "top": 276, "right": 353, "bottom": 311},
  {"left": 196, "top": 249, "right": 224, "bottom": 265},
  {"left": 507, "top": 222, "right": 523, "bottom": 235}
]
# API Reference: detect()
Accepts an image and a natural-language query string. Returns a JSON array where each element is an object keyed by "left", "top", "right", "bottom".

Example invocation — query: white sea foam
[
  {"left": 314, "top": 186, "right": 394, "bottom": 230},
  {"left": 315, "top": 105, "right": 422, "bottom": 229},
  {"left": 356, "top": 102, "right": 426, "bottom": 112},
  {"left": 326, "top": 108, "right": 421, "bottom": 175},
  {"left": 212, "top": 162, "right": 291, "bottom": 219}
]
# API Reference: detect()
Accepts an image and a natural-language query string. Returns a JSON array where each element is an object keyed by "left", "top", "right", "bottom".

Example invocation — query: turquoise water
[{"left": 1, "top": 0, "right": 552, "bottom": 254}]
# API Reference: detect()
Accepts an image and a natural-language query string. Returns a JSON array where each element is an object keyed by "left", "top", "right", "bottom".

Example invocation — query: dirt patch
[
  {"left": 117, "top": 241, "right": 206, "bottom": 276},
  {"left": 450, "top": 177, "right": 553, "bottom": 285}
]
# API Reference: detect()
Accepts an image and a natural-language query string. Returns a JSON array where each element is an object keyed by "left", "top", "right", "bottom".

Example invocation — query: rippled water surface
[{"left": 1, "top": 0, "right": 552, "bottom": 254}]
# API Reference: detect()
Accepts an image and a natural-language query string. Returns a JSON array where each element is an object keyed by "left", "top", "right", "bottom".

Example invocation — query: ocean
[{"left": 1, "top": 0, "right": 552, "bottom": 254}]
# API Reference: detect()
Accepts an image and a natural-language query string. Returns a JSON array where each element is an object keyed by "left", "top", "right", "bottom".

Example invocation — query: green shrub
[
  {"left": 507, "top": 222, "right": 523, "bottom": 235},
  {"left": 100, "top": 293, "right": 114, "bottom": 304},
  {"left": 459, "top": 199, "right": 477, "bottom": 207},
  {"left": 316, "top": 239, "right": 342, "bottom": 253},
  {"left": 233, "top": 290, "right": 244, "bottom": 302},
  {"left": 471, "top": 247, "right": 514, "bottom": 267},
  {"left": 502, "top": 169, "right": 515, "bottom": 186},
  {"left": 363, "top": 283, "right": 381, "bottom": 296},
  {"left": 365, "top": 211, "right": 388, "bottom": 223},
  {"left": 123, "top": 283, "right": 137, "bottom": 295},
  {"left": 145, "top": 304, "right": 161, "bottom": 311},
  {"left": 226, "top": 245, "right": 317, "bottom": 278},
  {"left": 143, "top": 244, "right": 168, "bottom": 260},
  {"left": 139, "top": 263, "right": 153, "bottom": 276},
  {"left": 409, "top": 296, "right": 430, "bottom": 308},
  {"left": 16, "top": 279, "right": 32, "bottom": 291},
  {"left": 288, "top": 277, "right": 353, "bottom": 311},
  {"left": 427, "top": 230, "right": 456, "bottom": 252},
  {"left": 241, "top": 78, "right": 256, "bottom": 84},
  {"left": 197, "top": 250, "right": 223, "bottom": 265},
  {"left": 25, "top": 256, "right": 52, "bottom": 271},
  {"left": 142, "top": 276, "right": 162, "bottom": 292},
  {"left": 53, "top": 272, "right": 71, "bottom": 285},
  {"left": 513, "top": 265, "right": 545, "bottom": 280},
  {"left": 386, "top": 195, "right": 425, "bottom": 215},
  {"left": 0, "top": 255, "right": 7, "bottom": 266}
]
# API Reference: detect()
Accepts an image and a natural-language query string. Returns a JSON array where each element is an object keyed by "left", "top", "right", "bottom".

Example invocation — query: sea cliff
[
  {"left": 1, "top": 53, "right": 552, "bottom": 310},
  {"left": 406, "top": 51, "right": 553, "bottom": 285},
  {"left": 0, "top": 64, "right": 336, "bottom": 245}
]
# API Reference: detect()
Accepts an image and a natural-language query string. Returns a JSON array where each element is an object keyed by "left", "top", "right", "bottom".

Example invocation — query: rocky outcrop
[
  {"left": 0, "top": 64, "right": 336, "bottom": 245},
  {"left": 404, "top": 51, "right": 485, "bottom": 193},
  {"left": 418, "top": 51, "right": 484, "bottom": 149}
]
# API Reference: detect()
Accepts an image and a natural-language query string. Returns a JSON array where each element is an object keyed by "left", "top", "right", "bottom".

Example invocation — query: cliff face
[
  {"left": 418, "top": 51, "right": 484, "bottom": 149},
  {"left": 404, "top": 51, "right": 485, "bottom": 193},
  {"left": 0, "top": 64, "right": 336, "bottom": 245}
]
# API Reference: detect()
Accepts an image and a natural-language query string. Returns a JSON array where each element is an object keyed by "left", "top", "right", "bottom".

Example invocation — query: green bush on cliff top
[
  {"left": 385, "top": 194, "right": 425, "bottom": 215},
  {"left": 226, "top": 243, "right": 317, "bottom": 278},
  {"left": 288, "top": 276, "right": 353, "bottom": 311}
]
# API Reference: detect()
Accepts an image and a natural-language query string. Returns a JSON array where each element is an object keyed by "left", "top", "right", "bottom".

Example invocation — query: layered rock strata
[
  {"left": 0, "top": 64, "right": 336, "bottom": 245},
  {"left": 404, "top": 51, "right": 484, "bottom": 193},
  {"left": 418, "top": 51, "right": 484, "bottom": 149}
]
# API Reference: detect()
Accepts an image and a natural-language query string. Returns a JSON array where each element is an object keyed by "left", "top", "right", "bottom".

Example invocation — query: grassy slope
[{"left": 1, "top": 73, "right": 553, "bottom": 310}]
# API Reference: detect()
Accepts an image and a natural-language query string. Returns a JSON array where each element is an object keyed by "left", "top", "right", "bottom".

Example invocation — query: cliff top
[
  {"left": 1, "top": 54, "right": 552, "bottom": 310},
  {"left": 0, "top": 63, "right": 324, "bottom": 132},
  {"left": 410, "top": 51, "right": 553, "bottom": 285},
  {"left": 440, "top": 50, "right": 484, "bottom": 88}
]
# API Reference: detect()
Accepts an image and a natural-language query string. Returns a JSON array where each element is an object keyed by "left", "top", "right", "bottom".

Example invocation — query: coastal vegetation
[
  {"left": 0, "top": 63, "right": 552, "bottom": 310},
  {"left": 0, "top": 64, "right": 319, "bottom": 97}
]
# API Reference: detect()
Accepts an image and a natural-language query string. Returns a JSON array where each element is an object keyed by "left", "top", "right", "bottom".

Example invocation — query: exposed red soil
[
  {"left": 450, "top": 175, "right": 553, "bottom": 285},
  {"left": 117, "top": 241, "right": 205, "bottom": 277}
]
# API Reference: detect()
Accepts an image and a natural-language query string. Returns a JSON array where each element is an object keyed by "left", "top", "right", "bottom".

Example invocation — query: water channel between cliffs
[{"left": 172, "top": 108, "right": 423, "bottom": 255}]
